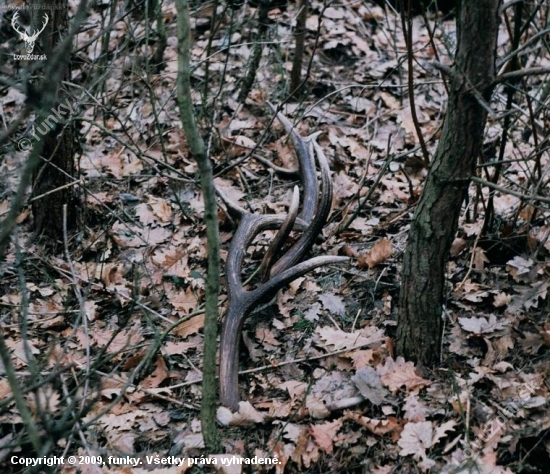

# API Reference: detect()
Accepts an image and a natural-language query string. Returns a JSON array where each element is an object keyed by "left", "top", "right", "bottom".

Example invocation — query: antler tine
[
  {"left": 36, "top": 13, "right": 49, "bottom": 36},
  {"left": 11, "top": 12, "right": 25, "bottom": 36},
  {"left": 215, "top": 186, "right": 247, "bottom": 221},
  {"left": 258, "top": 185, "right": 300, "bottom": 282},
  {"left": 267, "top": 102, "right": 318, "bottom": 224},
  {"left": 219, "top": 105, "right": 350, "bottom": 410},
  {"left": 269, "top": 132, "right": 334, "bottom": 277},
  {"left": 217, "top": 184, "right": 310, "bottom": 233}
]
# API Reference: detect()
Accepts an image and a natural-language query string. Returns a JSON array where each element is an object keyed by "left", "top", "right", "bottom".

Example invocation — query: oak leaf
[
  {"left": 310, "top": 418, "right": 343, "bottom": 454},
  {"left": 174, "top": 314, "right": 205, "bottom": 339},
  {"left": 377, "top": 357, "right": 430, "bottom": 394},
  {"left": 358, "top": 238, "right": 393, "bottom": 269}
]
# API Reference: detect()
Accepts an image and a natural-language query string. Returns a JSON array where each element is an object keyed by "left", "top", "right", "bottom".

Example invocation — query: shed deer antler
[{"left": 219, "top": 103, "right": 349, "bottom": 410}]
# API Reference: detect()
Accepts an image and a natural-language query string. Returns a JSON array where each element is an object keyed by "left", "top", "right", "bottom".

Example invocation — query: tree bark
[
  {"left": 32, "top": 0, "right": 77, "bottom": 240},
  {"left": 397, "top": 0, "right": 501, "bottom": 366},
  {"left": 289, "top": 0, "right": 308, "bottom": 97}
]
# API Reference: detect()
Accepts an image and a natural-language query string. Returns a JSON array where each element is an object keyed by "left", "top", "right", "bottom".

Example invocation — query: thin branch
[
  {"left": 175, "top": 0, "right": 220, "bottom": 452},
  {"left": 494, "top": 66, "right": 550, "bottom": 84},
  {"left": 471, "top": 176, "right": 550, "bottom": 206}
]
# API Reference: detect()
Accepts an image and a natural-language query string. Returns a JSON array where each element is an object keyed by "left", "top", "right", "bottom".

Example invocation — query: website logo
[{"left": 12, "top": 12, "right": 48, "bottom": 54}]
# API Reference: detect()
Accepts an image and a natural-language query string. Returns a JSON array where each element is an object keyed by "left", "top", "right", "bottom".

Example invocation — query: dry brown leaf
[
  {"left": 256, "top": 327, "right": 281, "bottom": 347},
  {"left": 345, "top": 411, "right": 402, "bottom": 438},
  {"left": 458, "top": 314, "right": 506, "bottom": 335},
  {"left": 318, "top": 293, "right": 346, "bottom": 316},
  {"left": 84, "top": 300, "right": 98, "bottom": 322},
  {"left": 171, "top": 288, "right": 198, "bottom": 314},
  {"left": 350, "top": 349, "right": 375, "bottom": 369},
  {"left": 217, "top": 401, "right": 266, "bottom": 426},
  {"left": 506, "top": 256, "right": 534, "bottom": 283},
  {"left": 161, "top": 341, "right": 196, "bottom": 355},
  {"left": 148, "top": 197, "right": 173, "bottom": 223},
  {"left": 143, "top": 226, "right": 171, "bottom": 245},
  {"left": 5, "top": 338, "right": 40, "bottom": 366},
  {"left": 278, "top": 380, "right": 308, "bottom": 399},
  {"left": 304, "top": 302, "right": 322, "bottom": 322},
  {"left": 352, "top": 367, "right": 389, "bottom": 405},
  {"left": 174, "top": 314, "right": 205, "bottom": 339},
  {"left": 358, "top": 238, "right": 393, "bottom": 269},
  {"left": 398, "top": 420, "right": 456, "bottom": 470},
  {"left": 135, "top": 203, "right": 157, "bottom": 226},
  {"left": 453, "top": 279, "right": 490, "bottom": 302},
  {"left": 493, "top": 292, "right": 511, "bottom": 308},
  {"left": 450, "top": 237, "right": 468, "bottom": 256},
  {"left": 108, "top": 431, "right": 135, "bottom": 454},
  {"left": 92, "top": 328, "right": 143, "bottom": 354},
  {"left": 473, "top": 247, "right": 490, "bottom": 271},
  {"left": 403, "top": 393, "right": 429, "bottom": 422},
  {"left": 317, "top": 325, "right": 385, "bottom": 351},
  {"left": 377, "top": 357, "right": 430, "bottom": 394},
  {"left": 152, "top": 247, "right": 189, "bottom": 279},
  {"left": 0, "top": 380, "right": 12, "bottom": 400},
  {"left": 310, "top": 418, "right": 343, "bottom": 454},
  {"left": 140, "top": 357, "right": 168, "bottom": 389}
]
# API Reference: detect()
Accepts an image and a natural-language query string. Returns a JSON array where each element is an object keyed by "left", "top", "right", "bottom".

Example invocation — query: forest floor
[{"left": 0, "top": 0, "right": 549, "bottom": 473}]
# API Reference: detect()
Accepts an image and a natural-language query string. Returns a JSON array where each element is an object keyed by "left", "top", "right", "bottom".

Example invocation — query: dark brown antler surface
[{"left": 219, "top": 104, "right": 349, "bottom": 410}]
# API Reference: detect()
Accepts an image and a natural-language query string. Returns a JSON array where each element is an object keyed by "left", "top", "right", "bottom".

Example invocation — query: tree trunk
[
  {"left": 397, "top": 0, "right": 501, "bottom": 366},
  {"left": 31, "top": 0, "right": 77, "bottom": 240},
  {"left": 289, "top": 0, "right": 308, "bottom": 97}
]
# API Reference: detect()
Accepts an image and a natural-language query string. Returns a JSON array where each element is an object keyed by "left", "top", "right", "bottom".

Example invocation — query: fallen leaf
[
  {"left": 171, "top": 288, "right": 199, "bottom": 314},
  {"left": 310, "top": 418, "right": 343, "bottom": 454},
  {"left": 506, "top": 256, "right": 534, "bottom": 282},
  {"left": 398, "top": 420, "right": 456, "bottom": 470},
  {"left": 174, "top": 314, "right": 205, "bottom": 339},
  {"left": 140, "top": 357, "right": 168, "bottom": 389},
  {"left": 318, "top": 293, "right": 346, "bottom": 316},
  {"left": 351, "top": 367, "right": 390, "bottom": 405},
  {"left": 377, "top": 357, "right": 430, "bottom": 394},
  {"left": 458, "top": 314, "right": 507, "bottom": 335},
  {"left": 317, "top": 326, "right": 385, "bottom": 351},
  {"left": 358, "top": 238, "right": 393, "bottom": 269},
  {"left": 217, "top": 401, "right": 266, "bottom": 426},
  {"left": 403, "top": 393, "right": 429, "bottom": 422},
  {"left": 345, "top": 411, "right": 402, "bottom": 437}
]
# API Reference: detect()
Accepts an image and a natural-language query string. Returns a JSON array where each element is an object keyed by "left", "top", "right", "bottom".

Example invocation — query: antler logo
[{"left": 12, "top": 12, "right": 49, "bottom": 54}]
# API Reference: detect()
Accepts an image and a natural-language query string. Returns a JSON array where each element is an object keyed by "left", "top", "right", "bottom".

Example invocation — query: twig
[
  {"left": 471, "top": 176, "right": 550, "bottom": 205},
  {"left": 454, "top": 229, "right": 483, "bottom": 293},
  {"left": 29, "top": 178, "right": 83, "bottom": 203},
  {"left": 494, "top": 67, "right": 550, "bottom": 84},
  {"left": 401, "top": 3, "right": 430, "bottom": 164},
  {"left": 175, "top": 0, "right": 220, "bottom": 452},
  {"left": 335, "top": 152, "right": 395, "bottom": 235},
  {"left": 164, "top": 338, "right": 385, "bottom": 389}
]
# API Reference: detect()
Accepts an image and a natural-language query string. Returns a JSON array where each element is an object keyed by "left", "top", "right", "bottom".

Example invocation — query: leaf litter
[{"left": 0, "top": 0, "right": 549, "bottom": 472}]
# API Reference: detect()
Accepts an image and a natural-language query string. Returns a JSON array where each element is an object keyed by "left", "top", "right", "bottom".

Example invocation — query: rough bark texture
[
  {"left": 31, "top": 0, "right": 77, "bottom": 239},
  {"left": 397, "top": 0, "right": 501, "bottom": 366},
  {"left": 289, "top": 0, "right": 308, "bottom": 97}
]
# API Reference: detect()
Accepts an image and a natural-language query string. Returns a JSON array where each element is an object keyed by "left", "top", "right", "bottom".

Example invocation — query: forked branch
[{"left": 219, "top": 104, "right": 349, "bottom": 410}]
